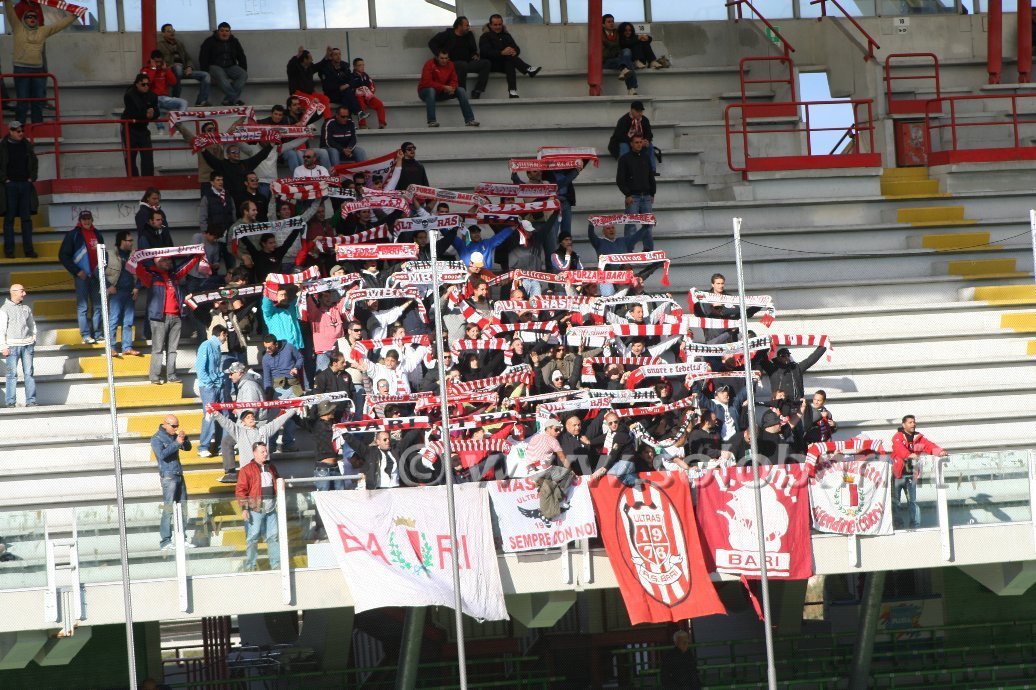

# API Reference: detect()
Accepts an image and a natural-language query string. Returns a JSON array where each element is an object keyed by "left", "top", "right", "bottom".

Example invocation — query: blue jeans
[
  {"left": 419, "top": 87, "right": 475, "bottom": 123},
  {"left": 272, "top": 387, "right": 297, "bottom": 446},
  {"left": 170, "top": 64, "right": 211, "bottom": 103},
  {"left": 608, "top": 459, "right": 638, "bottom": 487},
  {"left": 13, "top": 65, "right": 46, "bottom": 124},
  {"left": 619, "top": 142, "right": 657, "bottom": 172},
  {"left": 604, "top": 49, "right": 638, "bottom": 88},
  {"left": 157, "top": 94, "right": 189, "bottom": 115},
  {"left": 199, "top": 384, "right": 224, "bottom": 449},
  {"left": 327, "top": 146, "right": 367, "bottom": 167},
  {"left": 74, "top": 273, "right": 103, "bottom": 339},
  {"left": 624, "top": 195, "right": 654, "bottom": 251},
  {"left": 209, "top": 65, "right": 248, "bottom": 104},
  {"left": 244, "top": 509, "right": 280, "bottom": 570},
  {"left": 108, "top": 288, "right": 135, "bottom": 350},
  {"left": 159, "top": 474, "right": 188, "bottom": 547},
  {"left": 894, "top": 476, "right": 921, "bottom": 529},
  {"left": 5, "top": 343, "right": 35, "bottom": 406},
  {"left": 315, "top": 351, "right": 332, "bottom": 372},
  {"left": 3, "top": 180, "right": 33, "bottom": 257},
  {"left": 352, "top": 383, "right": 366, "bottom": 420},
  {"left": 314, "top": 463, "right": 345, "bottom": 491}
]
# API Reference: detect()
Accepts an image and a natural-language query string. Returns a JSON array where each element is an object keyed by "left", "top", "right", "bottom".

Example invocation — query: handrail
[
  {"left": 740, "top": 56, "right": 796, "bottom": 104},
  {"left": 923, "top": 92, "right": 1036, "bottom": 166},
  {"left": 725, "top": 0, "right": 795, "bottom": 59},
  {"left": 0, "top": 72, "right": 62, "bottom": 136},
  {"left": 809, "top": 0, "right": 881, "bottom": 62},
  {"left": 827, "top": 124, "right": 857, "bottom": 155},
  {"left": 885, "top": 52, "right": 941, "bottom": 116}
]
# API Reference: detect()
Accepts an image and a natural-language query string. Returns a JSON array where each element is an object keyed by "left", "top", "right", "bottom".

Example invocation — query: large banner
[
  {"left": 590, "top": 473, "right": 725, "bottom": 625},
  {"left": 489, "top": 477, "right": 597, "bottom": 552},
  {"left": 810, "top": 459, "right": 893, "bottom": 536},
  {"left": 696, "top": 464, "right": 814, "bottom": 580},
  {"left": 314, "top": 485, "right": 508, "bottom": 620}
]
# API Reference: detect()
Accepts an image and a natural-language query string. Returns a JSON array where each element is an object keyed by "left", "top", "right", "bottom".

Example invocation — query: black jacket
[
  {"left": 0, "top": 135, "right": 37, "bottom": 182},
  {"left": 199, "top": 187, "right": 235, "bottom": 235},
  {"left": 616, "top": 148, "right": 655, "bottom": 197},
  {"left": 608, "top": 113, "right": 654, "bottom": 158},
  {"left": 240, "top": 227, "right": 303, "bottom": 282},
  {"left": 202, "top": 147, "right": 273, "bottom": 207},
  {"left": 397, "top": 159, "right": 429, "bottom": 190},
  {"left": 199, "top": 32, "right": 247, "bottom": 70},
  {"left": 428, "top": 28, "right": 479, "bottom": 61},
  {"left": 311, "top": 366, "right": 352, "bottom": 417},
  {"left": 313, "top": 418, "right": 338, "bottom": 463},
  {"left": 287, "top": 54, "right": 317, "bottom": 94},
  {"left": 121, "top": 87, "right": 159, "bottom": 132},
  {"left": 479, "top": 29, "right": 521, "bottom": 61},
  {"left": 757, "top": 346, "right": 826, "bottom": 402},
  {"left": 316, "top": 58, "right": 352, "bottom": 99},
  {"left": 344, "top": 436, "right": 397, "bottom": 488}
]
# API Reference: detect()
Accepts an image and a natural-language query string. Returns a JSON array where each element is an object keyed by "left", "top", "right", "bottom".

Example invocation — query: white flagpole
[
  {"left": 95, "top": 245, "right": 137, "bottom": 689},
  {"left": 732, "top": 218, "right": 777, "bottom": 689},
  {"left": 1029, "top": 210, "right": 1036, "bottom": 289},
  {"left": 428, "top": 230, "right": 468, "bottom": 689}
]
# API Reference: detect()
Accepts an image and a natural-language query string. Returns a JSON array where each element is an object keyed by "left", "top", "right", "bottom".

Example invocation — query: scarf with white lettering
[
  {"left": 689, "top": 288, "right": 776, "bottom": 326},
  {"left": 684, "top": 336, "right": 772, "bottom": 359},
  {"left": 343, "top": 286, "right": 429, "bottom": 324},
  {"left": 393, "top": 214, "right": 463, "bottom": 235},
  {"left": 184, "top": 283, "right": 264, "bottom": 310},
  {"left": 588, "top": 213, "right": 656, "bottom": 227},
  {"left": 206, "top": 390, "right": 353, "bottom": 414},
  {"left": 580, "top": 356, "right": 661, "bottom": 383},
  {"left": 168, "top": 106, "right": 253, "bottom": 129},
  {"left": 476, "top": 199, "right": 560, "bottom": 219},
  {"left": 624, "top": 362, "right": 710, "bottom": 390},
  {"left": 598, "top": 250, "right": 670, "bottom": 286},
  {"left": 127, "top": 244, "right": 207, "bottom": 278},
  {"left": 340, "top": 194, "right": 411, "bottom": 216},
  {"left": 448, "top": 364, "right": 535, "bottom": 394},
  {"left": 487, "top": 269, "right": 635, "bottom": 288},
  {"left": 230, "top": 204, "right": 316, "bottom": 252},
  {"left": 262, "top": 265, "right": 321, "bottom": 300},
  {"left": 348, "top": 335, "right": 430, "bottom": 364},
  {"left": 190, "top": 127, "right": 281, "bottom": 153},
  {"left": 296, "top": 274, "right": 361, "bottom": 321},
  {"left": 334, "top": 243, "right": 419, "bottom": 262},
  {"left": 406, "top": 184, "right": 488, "bottom": 207},
  {"left": 387, "top": 269, "right": 468, "bottom": 289},
  {"left": 414, "top": 391, "right": 500, "bottom": 414},
  {"left": 483, "top": 321, "right": 561, "bottom": 343},
  {"left": 612, "top": 395, "right": 700, "bottom": 419},
  {"left": 474, "top": 182, "right": 558, "bottom": 198}
]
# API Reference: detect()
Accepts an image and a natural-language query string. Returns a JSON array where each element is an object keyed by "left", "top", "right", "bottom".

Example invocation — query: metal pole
[
  {"left": 731, "top": 218, "right": 777, "bottom": 689},
  {"left": 1029, "top": 210, "right": 1036, "bottom": 289},
  {"left": 395, "top": 606, "right": 428, "bottom": 690},
  {"left": 95, "top": 245, "right": 138, "bottom": 689},
  {"left": 847, "top": 570, "right": 887, "bottom": 690},
  {"left": 428, "top": 229, "right": 468, "bottom": 689}
]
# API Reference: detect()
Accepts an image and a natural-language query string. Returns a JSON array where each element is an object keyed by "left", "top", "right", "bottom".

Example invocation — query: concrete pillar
[
  {"left": 770, "top": 580, "right": 807, "bottom": 636},
  {"left": 507, "top": 591, "right": 577, "bottom": 628},
  {"left": 848, "top": 571, "right": 886, "bottom": 690},
  {"left": 394, "top": 607, "right": 426, "bottom": 690},
  {"left": 0, "top": 630, "right": 49, "bottom": 670},
  {"left": 33, "top": 627, "right": 93, "bottom": 666},
  {"left": 959, "top": 562, "right": 1036, "bottom": 595},
  {"left": 237, "top": 612, "right": 299, "bottom": 647},
  {"left": 298, "top": 608, "right": 355, "bottom": 671},
  {"left": 141, "top": 0, "right": 157, "bottom": 64}
]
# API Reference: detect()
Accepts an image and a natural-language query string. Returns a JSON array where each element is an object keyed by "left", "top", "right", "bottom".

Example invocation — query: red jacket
[
  {"left": 235, "top": 459, "right": 280, "bottom": 510},
  {"left": 141, "top": 65, "right": 178, "bottom": 97},
  {"left": 891, "top": 428, "right": 944, "bottom": 479},
  {"left": 418, "top": 58, "right": 458, "bottom": 94}
]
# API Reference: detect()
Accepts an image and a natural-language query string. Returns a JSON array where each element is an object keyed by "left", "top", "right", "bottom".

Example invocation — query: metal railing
[
  {"left": 740, "top": 56, "right": 798, "bottom": 119},
  {"left": 726, "top": 0, "right": 796, "bottom": 59},
  {"left": 885, "top": 52, "right": 941, "bottom": 115},
  {"left": 725, "top": 98, "right": 880, "bottom": 175},
  {"left": 0, "top": 72, "right": 62, "bottom": 136},
  {"left": 809, "top": 0, "right": 881, "bottom": 61},
  {"left": 923, "top": 92, "right": 1036, "bottom": 166}
]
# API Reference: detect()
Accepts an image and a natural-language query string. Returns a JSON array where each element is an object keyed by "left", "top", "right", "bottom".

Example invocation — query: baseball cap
[
  {"left": 79, "top": 210, "right": 93, "bottom": 220},
  {"left": 761, "top": 410, "right": 782, "bottom": 428},
  {"left": 630, "top": 100, "right": 645, "bottom": 111},
  {"left": 542, "top": 417, "right": 562, "bottom": 429},
  {"left": 551, "top": 370, "right": 564, "bottom": 381},
  {"left": 225, "top": 361, "right": 247, "bottom": 374},
  {"left": 8, "top": 120, "right": 23, "bottom": 130},
  {"left": 470, "top": 251, "right": 485, "bottom": 268},
  {"left": 316, "top": 401, "right": 336, "bottom": 417}
]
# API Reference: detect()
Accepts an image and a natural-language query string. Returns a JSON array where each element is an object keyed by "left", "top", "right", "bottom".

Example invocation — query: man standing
[
  {"left": 261, "top": 335, "right": 304, "bottom": 453},
  {"left": 199, "top": 172, "right": 235, "bottom": 234},
  {"left": 261, "top": 288, "right": 304, "bottom": 350},
  {"left": 396, "top": 142, "right": 429, "bottom": 189},
  {"left": 152, "top": 415, "right": 194, "bottom": 551},
  {"left": 757, "top": 345, "right": 827, "bottom": 403},
  {"left": 121, "top": 73, "right": 160, "bottom": 177},
  {"left": 219, "top": 361, "right": 266, "bottom": 482},
  {"left": 418, "top": 51, "right": 479, "bottom": 128},
  {"left": 58, "top": 210, "right": 104, "bottom": 344},
  {"left": 479, "top": 14, "right": 540, "bottom": 99},
  {"left": 608, "top": 100, "right": 657, "bottom": 172},
  {"left": 197, "top": 325, "right": 229, "bottom": 458},
  {"left": 0, "top": 120, "right": 38, "bottom": 259},
  {"left": 0, "top": 284, "right": 36, "bottom": 407},
  {"left": 157, "top": 23, "right": 211, "bottom": 106},
  {"left": 615, "top": 133, "right": 655, "bottom": 250},
  {"left": 428, "top": 17, "right": 489, "bottom": 99},
  {"left": 891, "top": 415, "right": 947, "bottom": 529},
  {"left": 4, "top": 2, "right": 77, "bottom": 124},
  {"left": 199, "top": 22, "right": 248, "bottom": 106},
  {"left": 103, "top": 231, "right": 141, "bottom": 357},
  {"left": 312, "top": 401, "right": 343, "bottom": 490},
  {"left": 321, "top": 105, "right": 367, "bottom": 167},
  {"left": 235, "top": 441, "right": 280, "bottom": 571},
  {"left": 140, "top": 255, "right": 198, "bottom": 384},
  {"left": 202, "top": 143, "right": 274, "bottom": 207},
  {"left": 343, "top": 430, "right": 400, "bottom": 488},
  {"left": 659, "top": 630, "right": 702, "bottom": 689}
]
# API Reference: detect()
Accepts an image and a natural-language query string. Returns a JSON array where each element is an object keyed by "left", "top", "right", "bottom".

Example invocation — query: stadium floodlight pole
[
  {"left": 95, "top": 245, "right": 138, "bottom": 690},
  {"left": 1029, "top": 210, "right": 1036, "bottom": 289},
  {"left": 428, "top": 229, "right": 468, "bottom": 690},
  {"left": 731, "top": 218, "right": 777, "bottom": 690}
]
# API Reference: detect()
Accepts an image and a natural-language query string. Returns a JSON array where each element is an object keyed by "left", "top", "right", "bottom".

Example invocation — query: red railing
[
  {"left": 809, "top": 0, "right": 881, "bottom": 62},
  {"left": 923, "top": 93, "right": 1036, "bottom": 166},
  {"left": 885, "top": 53, "right": 941, "bottom": 115},
  {"left": 0, "top": 72, "right": 62, "bottom": 138},
  {"left": 740, "top": 56, "right": 797, "bottom": 119},
  {"left": 24, "top": 118, "right": 193, "bottom": 180},
  {"left": 726, "top": 0, "right": 795, "bottom": 59},
  {"left": 725, "top": 99, "right": 880, "bottom": 176}
]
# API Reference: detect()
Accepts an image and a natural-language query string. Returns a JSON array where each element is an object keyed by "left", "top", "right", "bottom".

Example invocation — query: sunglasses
[
  {"left": 404, "top": 147, "right": 416, "bottom": 152},
  {"left": 166, "top": 423, "right": 179, "bottom": 428}
]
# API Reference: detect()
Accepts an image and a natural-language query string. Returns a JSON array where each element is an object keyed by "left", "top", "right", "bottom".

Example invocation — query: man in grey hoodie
[
  {"left": 211, "top": 405, "right": 296, "bottom": 477},
  {"left": 218, "top": 361, "right": 269, "bottom": 482},
  {"left": 0, "top": 284, "right": 36, "bottom": 407}
]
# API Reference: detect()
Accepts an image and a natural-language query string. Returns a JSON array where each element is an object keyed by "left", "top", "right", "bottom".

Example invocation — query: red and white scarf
[
  {"left": 580, "top": 356, "right": 661, "bottom": 383},
  {"left": 488, "top": 269, "right": 635, "bottom": 288},
  {"left": 406, "top": 184, "right": 488, "bottom": 207},
  {"left": 343, "top": 287, "right": 427, "bottom": 323},
  {"left": 598, "top": 250, "right": 670, "bottom": 286},
  {"left": 190, "top": 127, "right": 280, "bottom": 153},
  {"left": 450, "top": 338, "right": 514, "bottom": 364},
  {"left": 387, "top": 269, "right": 468, "bottom": 289},
  {"left": 447, "top": 364, "right": 535, "bottom": 394},
  {"left": 393, "top": 214, "right": 463, "bottom": 234},
  {"left": 340, "top": 194, "right": 410, "bottom": 216},
  {"left": 184, "top": 284, "right": 264, "bottom": 310},
  {"left": 476, "top": 199, "right": 560, "bottom": 218},
  {"left": 293, "top": 92, "right": 327, "bottom": 123},
  {"left": 624, "top": 362, "right": 709, "bottom": 390},
  {"left": 205, "top": 390, "right": 352, "bottom": 414},
  {"left": 588, "top": 213, "right": 656, "bottom": 227},
  {"left": 168, "top": 106, "right": 253, "bottom": 129},
  {"left": 349, "top": 335, "right": 430, "bottom": 367},
  {"left": 420, "top": 438, "right": 513, "bottom": 468},
  {"left": 769, "top": 334, "right": 833, "bottom": 360},
  {"left": 35, "top": 0, "right": 88, "bottom": 20},
  {"left": 806, "top": 439, "right": 886, "bottom": 466},
  {"left": 612, "top": 395, "right": 699, "bottom": 419},
  {"left": 474, "top": 182, "right": 558, "bottom": 198},
  {"left": 333, "top": 150, "right": 398, "bottom": 178},
  {"left": 126, "top": 244, "right": 206, "bottom": 276},
  {"left": 689, "top": 289, "right": 776, "bottom": 326},
  {"left": 335, "top": 243, "right": 418, "bottom": 262},
  {"left": 414, "top": 391, "right": 500, "bottom": 414},
  {"left": 564, "top": 325, "right": 615, "bottom": 346},
  {"left": 229, "top": 208, "right": 313, "bottom": 251},
  {"left": 270, "top": 180, "right": 330, "bottom": 200},
  {"left": 332, "top": 416, "right": 432, "bottom": 444},
  {"left": 483, "top": 321, "right": 560, "bottom": 342},
  {"left": 509, "top": 158, "right": 591, "bottom": 172},
  {"left": 314, "top": 226, "right": 392, "bottom": 252},
  {"left": 491, "top": 295, "right": 595, "bottom": 317},
  {"left": 684, "top": 336, "right": 772, "bottom": 359},
  {"left": 262, "top": 265, "right": 321, "bottom": 300},
  {"left": 445, "top": 288, "right": 495, "bottom": 329},
  {"left": 296, "top": 274, "right": 360, "bottom": 321}
]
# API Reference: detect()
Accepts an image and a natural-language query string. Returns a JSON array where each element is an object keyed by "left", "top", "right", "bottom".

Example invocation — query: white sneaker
[
  {"left": 627, "top": 88, "right": 638, "bottom": 96},
  {"left": 618, "top": 67, "right": 631, "bottom": 81},
  {"left": 160, "top": 542, "right": 174, "bottom": 551},
  {"left": 184, "top": 541, "right": 198, "bottom": 549},
  {"left": 508, "top": 90, "right": 519, "bottom": 99},
  {"left": 197, "top": 449, "right": 212, "bottom": 458},
  {"left": 634, "top": 60, "right": 647, "bottom": 69}
]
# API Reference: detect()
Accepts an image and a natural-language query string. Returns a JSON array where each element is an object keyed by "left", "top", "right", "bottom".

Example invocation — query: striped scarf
[
  {"left": 297, "top": 274, "right": 360, "bottom": 321},
  {"left": 612, "top": 395, "right": 699, "bottom": 419},
  {"left": 588, "top": 213, "right": 656, "bottom": 227},
  {"left": 168, "top": 105, "right": 253, "bottom": 129},
  {"left": 393, "top": 214, "right": 463, "bottom": 234},
  {"left": 420, "top": 438, "right": 513, "bottom": 469},
  {"left": 230, "top": 204, "right": 316, "bottom": 251},
  {"left": 184, "top": 284, "right": 264, "bottom": 310},
  {"left": 580, "top": 356, "right": 661, "bottom": 382},
  {"left": 334, "top": 243, "right": 419, "bottom": 262},
  {"left": 206, "top": 390, "right": 352, "bottom": 414},
  {"left": 387, "top": 269, "right": 468, "bottom": 289},
  {"left": 446, "top": 289, "right": 495, "bottom": 329},
  {"left": 684, "top": 336, "right": 772, "bottom": 359},
  {"left": 343, "top": 287, "right": 427, "bottom": 323},
  {"left": 406, "top": 184, "right": 488, "bottom": 207},
  {"left": 477, "top": 199, "right": 560, "bottom": 218},
  {"left": 689, "top": 289, "right": 776, "bottom": 326},
  {"left": 414, "top": 391, "right": 500, "bottom": 414},
  {"left": 271, "top": 180, "right": 329, "bottom": 200},
  {"left": 448, "top": 364, "right": 535, "bottom": 394},
  {"left": 474, "top": 182, "right": 558, "bottom": 198},
  {"left": 190, "top": 127, "right": 281, "bottom": 153},
  {"left": 624, "top": 362, "right": 709, "bottom": 390},
  {"left": 450, "top": 338, "right": 514, "bottom": 364},
  {"left": 483, "top": 321, "right": 560, "bottom": 342},
  {"left": 340, "top": 194, "right": 411, "bottom": 216},
  {"left": 314, "top": 225, "right": 392, "bottom": 252},
  {"left": 769, "top": 333, "right": 832, "bottom": 355},
  {"left": 598, "top": 250, "right": 670, "bottom": 286},
  {"left": 348, "top": 335, "right": 430, "bottom": 363},
  {"left": 127, "top": 244, "right": 206, "bottom": 278},
  {"left": 805, "top": 439, "right": 886, "bottom": 466}
]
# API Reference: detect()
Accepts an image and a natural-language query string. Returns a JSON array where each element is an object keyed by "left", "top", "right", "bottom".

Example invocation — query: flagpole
[
  {"left": 1029, "top": 210, "right": 1036, "bottom": 289},
  {"left": 731, "top": 218, "right": 777, "bottom": 689},
  {"left": 428, "top": 229, "right": 468, "bottom": 689}
]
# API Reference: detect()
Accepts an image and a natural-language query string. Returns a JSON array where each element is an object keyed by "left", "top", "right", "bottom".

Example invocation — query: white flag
[
  {"left": 489, "top": 477, "right": 598, "bottom": 553},
  {"left": 809, "top": 459, "right": 893, "bottom": 536},
  {"left": 314, "top": 484, "right": 508, "bottom": 620}
]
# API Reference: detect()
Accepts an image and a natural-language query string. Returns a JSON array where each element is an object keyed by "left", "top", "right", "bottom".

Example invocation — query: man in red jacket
[
  {"left": 142, "top": 50, "right": 188, "bottom": 117},
  {"left": 235, "top": 441, "right": 281, "bottom": 571},
  {"left": 417, "top": 50, "right": 479, "bottom": 128},
  {"left": 891, "top": 414, "right": 947, "bottom": 529}
]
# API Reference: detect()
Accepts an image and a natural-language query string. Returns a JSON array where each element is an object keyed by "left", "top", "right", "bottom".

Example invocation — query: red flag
[
  {"left": 695, "top": 464, "right": 814, "bottom": 580},
  {"left": 589, "top": 473, "right": 725, "bottom": 625}
]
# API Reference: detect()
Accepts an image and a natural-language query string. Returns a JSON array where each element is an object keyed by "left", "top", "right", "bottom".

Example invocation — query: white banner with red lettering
[
  {"left": 314, "top": 484, "right": 508, "bottom": 620},
  {"left": 809, "top": 459, "right": 893, "bottom": 536},
  {"left": 489, "top": 477, "right": 597, "bottom": 552}
]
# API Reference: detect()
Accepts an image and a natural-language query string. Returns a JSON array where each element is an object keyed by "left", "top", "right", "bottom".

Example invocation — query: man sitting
[{"left": 479, "top": 14, "right": 541, "bottom": 98}]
